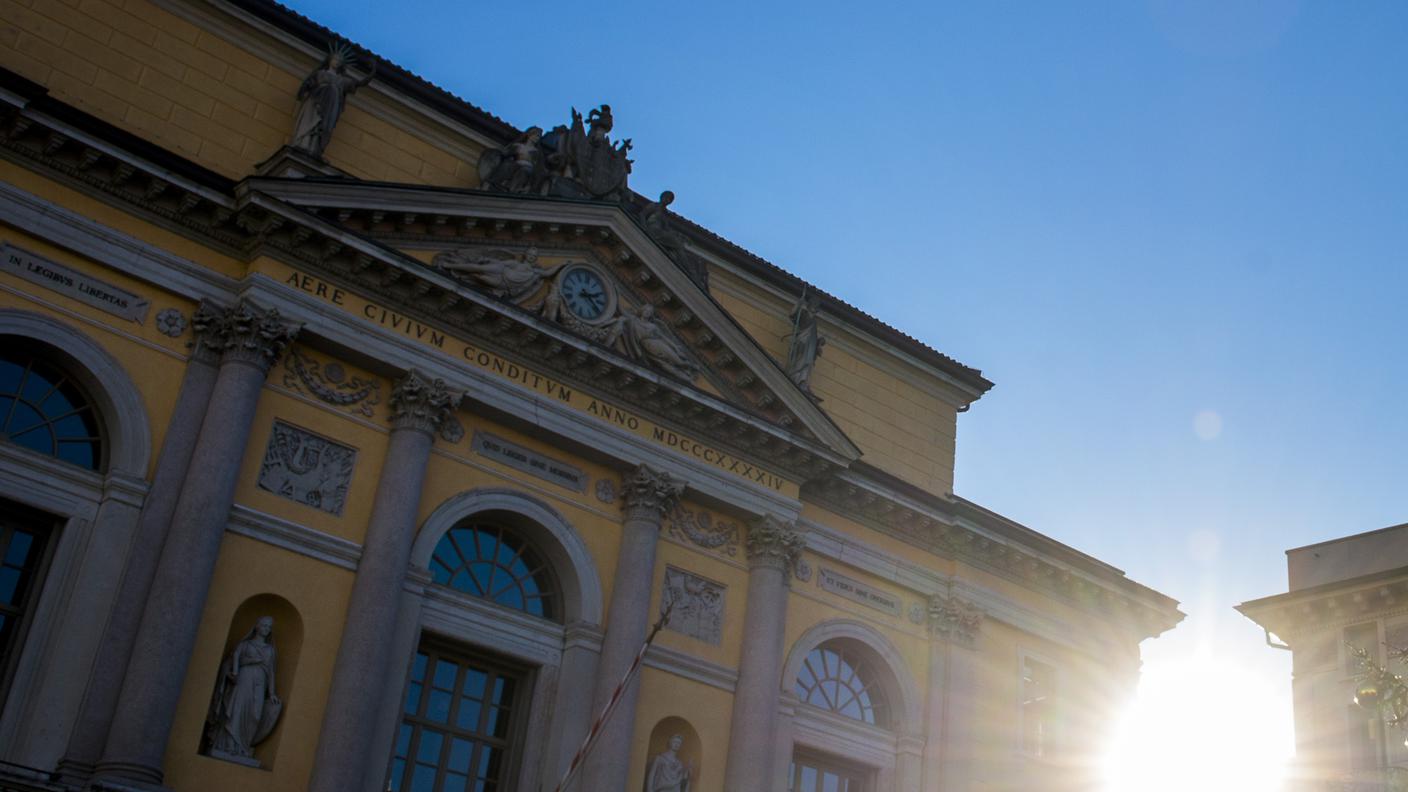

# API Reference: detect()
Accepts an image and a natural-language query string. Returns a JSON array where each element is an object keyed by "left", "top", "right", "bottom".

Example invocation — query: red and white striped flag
[{"left": 552, "top": 601, "right": 674, "bottom": 792}]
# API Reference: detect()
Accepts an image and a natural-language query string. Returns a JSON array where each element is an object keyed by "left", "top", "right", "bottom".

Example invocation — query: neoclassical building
[
  {"left": 0, "top": 2, "right": 1182, "bottom": 791},
  {"left": 1239, "top": 524, "right": 1408, "bottom": 792}
]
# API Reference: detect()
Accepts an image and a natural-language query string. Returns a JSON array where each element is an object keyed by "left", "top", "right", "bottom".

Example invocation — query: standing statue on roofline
[{"left": 290, "top": 43, "right": 376, "bottom": 158}]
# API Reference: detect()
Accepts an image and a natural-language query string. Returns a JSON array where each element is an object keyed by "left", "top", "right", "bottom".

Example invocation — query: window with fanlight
[
  {"left": 0, "top": 347, "right": 103, "bottom": 471},
  {"left": 427, "top": 523, "right": 558, "bottom": 621},
  {"left": 794, "top": 641, "right": 890, "bottom": 728}
]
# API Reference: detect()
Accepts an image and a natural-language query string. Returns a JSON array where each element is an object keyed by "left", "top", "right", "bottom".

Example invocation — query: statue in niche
[
  {"left": 431, "top": 247, "right": 564, "bottom": 302},
  {"left": 205, "top": 616, "right": 283, "bottom": 766},
  {"left": 644, "top": 734, "right": 693, "bottom": 792},
  {"left": 478, "top": 126, "right": 547, "bottom": 194},
  {"left": 607, "top": 303, "right": 700, "bottom": 381},
  {"left": 639, "top": 191, "right": 708, "bottom": 290},
  {"left": 784, "top": 291, "right": 824, "bottom": 398},
  {"left": 290, "top": 43, "right": 376, "bottom": 158}
]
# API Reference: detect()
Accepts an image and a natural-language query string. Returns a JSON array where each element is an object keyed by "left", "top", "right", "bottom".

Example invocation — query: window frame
[
  {"left": 788, "top": 747, "right": 874, "bottom": 792},
  {"left": 427, "top": 522, "right": 561, "bottom": 622},
  {"left": 1017, "top": 649, "right": 1061, "bottom": 761},
  {"left": 389, "top": 637, "right": 534, "bottom": 792},
  {"left": 0, "top": 345, "right": 106, "bottom": 472},
  {"left": 794, "top": 641, "right": 891, "bottom": 728},
  {"left": 0, "top": 498, "right": 59, "bottom": 712}
]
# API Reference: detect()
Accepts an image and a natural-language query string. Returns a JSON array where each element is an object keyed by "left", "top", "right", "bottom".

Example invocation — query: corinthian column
[
  {"left": 58, "top": 303, "right": 226, "bottom": 781},
  {"left": 723, "top": 515, "right": 804, "bottom": 792},
  {"left": 578, "top": 464, "right": 682, "bottom": 792},
  {"left": 924, "top": 591, "right": 984, "bottom": 792},
  {"left": 309, "top": 371, "right": 462, "bottom": 792},
  {"left": 96, "top": 302, "right": 298, "bottom": 786}
]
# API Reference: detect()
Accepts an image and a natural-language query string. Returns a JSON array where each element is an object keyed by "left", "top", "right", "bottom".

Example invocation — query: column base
[{"left": 89, "top": 761, "right": 165, "bottom": 791}]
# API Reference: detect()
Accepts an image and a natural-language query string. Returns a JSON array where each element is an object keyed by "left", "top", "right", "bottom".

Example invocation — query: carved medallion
[{"left": 257, "top": 421, "right": 356, "bottom": 515}]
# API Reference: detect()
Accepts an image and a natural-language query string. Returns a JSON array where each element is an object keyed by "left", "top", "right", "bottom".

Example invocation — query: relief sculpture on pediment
[{"left": 431, "top": 244, "right": 702, "bottom": 382}]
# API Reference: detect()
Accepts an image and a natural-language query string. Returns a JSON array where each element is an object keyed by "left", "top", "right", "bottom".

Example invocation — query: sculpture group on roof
[{"left": 479, "top": 104, "right": 634, "bottom": 203}]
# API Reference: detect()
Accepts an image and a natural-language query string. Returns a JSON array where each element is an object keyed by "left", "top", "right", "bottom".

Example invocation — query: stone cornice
[
  {"left": 0, "top": 93, "right": 850, "bottom": 483},
  {"left": 388, "top": 370, "right": 463, "bottom": 436},
  {"left": 1238, "top": 568, "right": 1408, "bottom": 642},
  {"left": 621, "top": 464, "right": 683, "bottom": 523},
  {"left": 804, "top": 469, "right": 1183, "bottom": 640}
]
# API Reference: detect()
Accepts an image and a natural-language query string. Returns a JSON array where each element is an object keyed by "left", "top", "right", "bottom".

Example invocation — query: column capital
[
  {"left": 187, "top": 300, "right": 227, "bottom": 366},
  {"left": 216, "top": 301, "right": 300, "bottom": 372},
  {"left": 745, "top": 515, "right": 805, "bottom": 574},
  {"left": 929, "top": 592, "right": 983, "bottom": 648},
  {"left": 389, "top": 370, "right": 463, "bottom": 435},
  {"left": 621, "top": 464, "right": 683, "bottom": 522}
]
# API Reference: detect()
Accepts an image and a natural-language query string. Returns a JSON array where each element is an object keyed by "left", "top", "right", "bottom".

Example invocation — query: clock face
[{"left": 560, "top": 266, "right": 611, "bottom": 322}]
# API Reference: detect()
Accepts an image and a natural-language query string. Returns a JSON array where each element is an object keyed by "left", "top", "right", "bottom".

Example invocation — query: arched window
[
  {"left": 794, "top": 641, "right": 890, "bottom": 727},
  {"left": 428, "top": 523, "right": 558, "bottom": 620},
  {"left": 0, "top": 348, "right": 102, "bottom": 471}
]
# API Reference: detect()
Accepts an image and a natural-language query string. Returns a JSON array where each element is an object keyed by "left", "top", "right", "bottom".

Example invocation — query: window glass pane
[
  {"left": 463, "top": 668, "right": 487, "bottom": 699},
  {"left": 404, "top": 681, "right": 423, "bottom": 715},
  {"left": 449, "top": 738, "right": 472, "bottom": 773},
  {"left": 456, "top": 698, "right": 481, "bottom": 731},
  {"left": 410, "top": 764, "right": 436, "bottom": 792},
  {"left": 428, "top": 525, "right": 557, "bottom": 620},
  {"left": 0, "top": 349, "right": 102, "bottom": 471},
  {"left": 794, "top": 643, "right": 886, "bottom": 726},
  {"left": 417, "top": 730, "right": 443, "bottom": 763},
  {"left": 427, "top": 689, "right": 452, "bottom": 723},
  {"left": 444, "top": 774, "right": 467, "bottom": 792},
  {"left": 0, "top": 567, "right": 20, "bottom": 605}
]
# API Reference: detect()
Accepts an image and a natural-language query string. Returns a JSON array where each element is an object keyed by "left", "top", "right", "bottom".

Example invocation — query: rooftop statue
[
  {"left": 290, "top": 43, "right": 375, "bottom": 158},
  {"left": 478, "top": 104, "right": 633, "bottom": 202},
  {"left": 785, "top": 291, "right": 824, "bottom": 398},
  {"left": 639, "top": 190, "right": 709, "bottom": 290}
]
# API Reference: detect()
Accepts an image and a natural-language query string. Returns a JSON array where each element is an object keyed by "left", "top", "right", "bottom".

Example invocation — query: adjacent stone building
[
  {"left": 1240, "top": 524, "right": 1408, "bottom": 792},
  {"left": 0, "top": 2, "right": 1182, "bottom": 790}
]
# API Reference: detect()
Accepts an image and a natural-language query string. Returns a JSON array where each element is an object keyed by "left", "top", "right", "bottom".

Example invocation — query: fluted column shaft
[
  {"left": 58, "top": 304, "right": 226, "bottom": 781},
  {"left": 96, "top": 303, "right": 298, "bottom": 785},
  {"left": 724, "top": 516, "right": 803, "bottom": 792},
  {"left": 309, "top": 372, "right": 461, "bottom": 792},
  {"left": 925, "top": 592, "right": 984, "bottom": 792},
  {"left": 578, "top": 465, "right": 681, "bottom": 792}
]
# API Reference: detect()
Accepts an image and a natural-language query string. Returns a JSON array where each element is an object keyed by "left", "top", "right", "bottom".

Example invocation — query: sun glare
[{"left": 1103, "top": 658, "right": 1293, "bottom": 792}]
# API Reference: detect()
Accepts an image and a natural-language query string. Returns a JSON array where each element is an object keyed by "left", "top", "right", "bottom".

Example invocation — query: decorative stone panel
[
  {"left": 257, "top": 420, "right": 356, "bottom": 515},
  {"left": 661, "top": 566, "right": 725, "bottom": 645}
]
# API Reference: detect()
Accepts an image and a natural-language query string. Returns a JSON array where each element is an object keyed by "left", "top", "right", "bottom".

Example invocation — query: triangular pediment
[{"left": 236, "top": 177, "right": 861, "bottom": 474}]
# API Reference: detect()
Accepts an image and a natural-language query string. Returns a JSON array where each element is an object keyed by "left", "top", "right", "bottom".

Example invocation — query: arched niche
[
  {"left": 781, "top": 619, "right": 923, "bottom": 738},
  {"left": 0, "top": 309, "right": 152, "bottom": 476},
  {"left": 644, "top": 716, "right": 702, "bottom": 791},
  {"left": 411, "top": 488, "right": 603, "bottom": 625},
  {"left": 200, "top": 593, "right": 303, "bottom": 770}
]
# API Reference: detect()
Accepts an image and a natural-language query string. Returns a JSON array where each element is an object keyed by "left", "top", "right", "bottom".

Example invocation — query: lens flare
[{"left": 1103, "top": 658, "right": 1292, "bottom": 792}]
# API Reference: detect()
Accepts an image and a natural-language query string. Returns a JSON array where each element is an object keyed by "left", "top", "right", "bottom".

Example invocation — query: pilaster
[{"left": 925, "top": 591, "right": 985, "bottom": 792}]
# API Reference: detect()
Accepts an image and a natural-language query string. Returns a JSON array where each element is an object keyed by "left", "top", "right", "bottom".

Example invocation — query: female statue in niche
[
  {"left": 644, "top": 733, "right": 693, "bottom": 792},
  {"left": 205, "top": 616, "right": 283, "bottom": 764},
  {"left": 290, "top": 44, "right": 375, "bottom": 158}
]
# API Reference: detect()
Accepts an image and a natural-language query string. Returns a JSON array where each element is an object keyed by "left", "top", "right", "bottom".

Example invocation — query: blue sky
[{"left": 285, "top": 0, "right": 1408, "bottom": 783}]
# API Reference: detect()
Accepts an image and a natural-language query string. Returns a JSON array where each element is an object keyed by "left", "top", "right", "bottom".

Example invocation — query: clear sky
[{"left": 283, "top": 0, "right": 1408, "bottom": 787}]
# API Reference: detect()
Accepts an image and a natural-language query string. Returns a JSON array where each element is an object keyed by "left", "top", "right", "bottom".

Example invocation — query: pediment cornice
[{"left": 0, "top": 89, "right": 852, "bottom": 483}]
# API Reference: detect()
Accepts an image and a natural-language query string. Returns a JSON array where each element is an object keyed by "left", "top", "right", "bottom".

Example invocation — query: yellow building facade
[{"left": 0, "top": 2, "right": 1182, "bottom": 791}]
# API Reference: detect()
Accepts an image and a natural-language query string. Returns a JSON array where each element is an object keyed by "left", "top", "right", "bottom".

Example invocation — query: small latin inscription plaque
[
  {"left": 2, "top": 243, "right": 150, "bottom": 323},
  {"left": 472, "top": 431, "right": 586, "bottom": 492},
  {"left": 817, "top": 567, "right": 901, "bottom": 617}
]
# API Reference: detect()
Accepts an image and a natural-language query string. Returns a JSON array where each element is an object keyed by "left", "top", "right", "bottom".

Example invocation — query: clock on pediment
[{"left": 558, "top": 263, "right": 615, "bottom": 324}]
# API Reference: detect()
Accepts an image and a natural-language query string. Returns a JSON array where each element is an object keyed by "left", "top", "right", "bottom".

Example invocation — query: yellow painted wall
[
  {"left": 2, "top": 0, "right": 484, "bottom": 185},
  {"left": 711, "top": 269, "right": 963, "bottom": 495}
]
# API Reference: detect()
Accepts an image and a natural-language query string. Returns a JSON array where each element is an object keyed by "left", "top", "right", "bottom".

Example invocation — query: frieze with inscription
[
  {"left": 257, "top": 421, "right": 356, "bottom": 515},
  {"left": 276, "top": 265, "right": 796, "bottom": 493},
  {"left": 816, "top": 567, "right": 902, "bottom": 617},
  {"left": 2, "top": 243, "right": 150, "bottom": 323}
]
